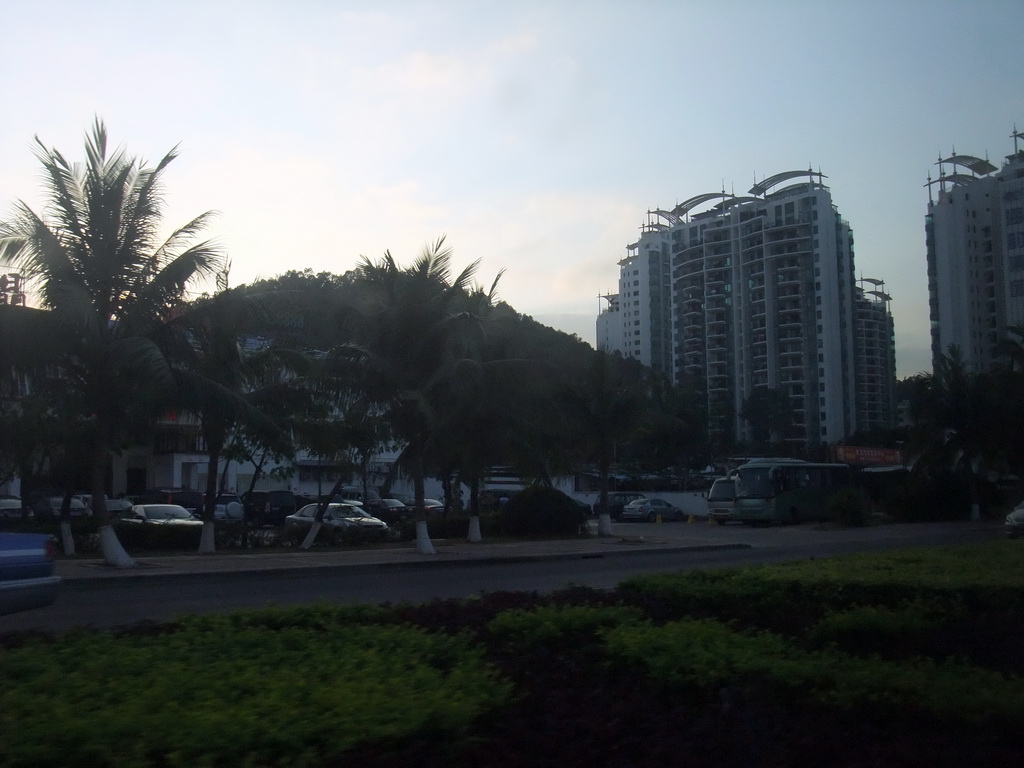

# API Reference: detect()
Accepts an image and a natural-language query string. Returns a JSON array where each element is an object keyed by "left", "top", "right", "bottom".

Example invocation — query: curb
[{"left": 55, "top": 542, "right": 752, "bottom": 586}]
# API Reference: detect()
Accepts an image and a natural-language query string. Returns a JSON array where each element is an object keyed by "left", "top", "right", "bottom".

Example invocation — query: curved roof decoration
[
  {"left": 924, "top": 173, "right": 985, "bottom": 189},
  {"left": 671, "top": 192, "right": 734, "bottom": 217},
  {"left": 867, "top": 290, "right": 892, "bottom": 301},
  {"left": 649, "top": 209, "right": 681, "bottom": 225},
  {"left": 936, "top": 154, "right": 996, "bottom": 175},
  {"left": 748, "top": 169, "right": 827, "bottom": 197},
  {"left": 713, "top": 196, "right": 760, "bottom": 211}
]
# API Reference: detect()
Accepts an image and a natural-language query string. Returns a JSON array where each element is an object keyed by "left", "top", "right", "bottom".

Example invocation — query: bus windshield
[{"left": 735, "top": 466, "right": 775, "bottom": 498}]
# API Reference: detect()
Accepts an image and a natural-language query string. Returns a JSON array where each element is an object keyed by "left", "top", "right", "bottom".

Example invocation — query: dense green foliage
[
  {"left": 0, "top": 614, "right": 510, "bottom": 768},
  {"left": 2, "top": 541, "right": 1023, "bottom": 766}
]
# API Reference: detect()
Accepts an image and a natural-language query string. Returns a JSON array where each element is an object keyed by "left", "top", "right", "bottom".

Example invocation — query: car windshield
[
  {"left": 329, "top": 505, "right": 370, "bottom": 519},
  {"left": 144, "top": 505, "right": 192, "bottom": 520}
]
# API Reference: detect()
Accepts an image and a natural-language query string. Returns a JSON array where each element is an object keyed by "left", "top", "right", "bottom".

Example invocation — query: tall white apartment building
[
  {"left": 926, "top": 130, "right": 1024, "bottom": 371},
  {"left": 597, "top": 214, "right": 673, "bottom": 374},
  {"left": 599, "top": 169, "right": 897, "bottom": 449}
]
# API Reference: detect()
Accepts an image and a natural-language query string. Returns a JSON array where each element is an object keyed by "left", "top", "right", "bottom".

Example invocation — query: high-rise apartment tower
[
  {"left": 925, "top": 129, "right": 1024, "bottom": 372},
  {"left": 598, "top": 169, "right": 897, "bottom": 449}
]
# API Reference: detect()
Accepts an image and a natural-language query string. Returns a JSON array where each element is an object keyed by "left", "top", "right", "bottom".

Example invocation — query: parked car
[
  {"left": 706, "top": 477, "right": 737, "bottom": 524},
  {"left": 118, "top": 504, "right": 203, "bottom": 527},
  {"left": 140, "top": 488, "right": 204, "bottom": 516},
  {"left": 285, "top": 503, "right": 390, "bottom": 540},
  {"left": 106, "top": 498, "right": 134, "bottom": 515},
  {"left": 595, "top": 492, "right": 647, "bottom": 520},
  {"left": 370, "top": 497, "right": 414, "bottom": 525},
  {"left": 0, "top": 532, "right": 61, "bottom": 615},
  {"left": 336, "top": 485, "right": 382, "bottom": 506},
  {"left": 30, "top": 496, "right": 90, "bottom": 521},
  {"left": 243, "top": 490, "right": 299, "bottom": 526},
  {"left": 620, "top": 497, "right": 685, "bottom": 522},
  {"left": 402, "top": 498, "right": 445, "bottom": 515},
  {"left": 214, "top": 493, "right": 245, "bottom": 523},
  {"left": 0, "top": 497, "right": 29, "bottom": 519},
  {"left": 1006, "top": 500, "right": 1024, "bottom": 538}
]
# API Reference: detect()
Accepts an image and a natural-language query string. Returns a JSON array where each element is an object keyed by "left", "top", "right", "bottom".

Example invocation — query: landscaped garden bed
[{"left": 2, "top": 540, "right": 1022, "bottom": 767}]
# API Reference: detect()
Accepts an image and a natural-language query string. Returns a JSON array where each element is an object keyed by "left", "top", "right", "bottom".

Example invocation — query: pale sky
[{"left": 2, "top": 0, "right": 1022, "bottom": 379}]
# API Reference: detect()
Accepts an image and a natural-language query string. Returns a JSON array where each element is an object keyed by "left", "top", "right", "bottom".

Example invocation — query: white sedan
[{"left": 619, "top": 497, "right": 685, "bottom": 522}]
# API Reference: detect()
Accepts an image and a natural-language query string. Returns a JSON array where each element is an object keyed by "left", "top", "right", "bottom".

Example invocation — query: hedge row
[{"left": 1, "top": 541, "right": 1022, "bottom": 766}]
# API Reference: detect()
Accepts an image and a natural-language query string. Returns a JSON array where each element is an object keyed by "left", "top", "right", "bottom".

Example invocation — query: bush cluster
[{"left": 498, "top": 486, "right": 587, "bottom": 536}]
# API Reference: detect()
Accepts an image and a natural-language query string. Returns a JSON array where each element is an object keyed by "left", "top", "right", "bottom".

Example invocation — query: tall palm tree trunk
[
  {"left": 410, "top": 450, "right": 436, "bottom": 554},
  {"left": 467, "top": 475, "right": 482, "bottom": 543},
  {"left": 198, "top": 449, "right": 221, "bottom": 553},
  {"left": 92, "top": 428, "right": 134, "bottom": 567}
]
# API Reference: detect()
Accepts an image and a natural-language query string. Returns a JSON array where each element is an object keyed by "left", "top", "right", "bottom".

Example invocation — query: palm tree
[
  {"left": 906, "top": 347, "right": 1002, "bottom": 520},
  {"left": 348, "top": 237, "right": 499, "bottom": 554},
  {"left": 0, "top": 120, "right": 223, "bottom": 566},
  {"left": 159, "top": 283, "right": 311, "bottom": 553},
  {"left": 560, "top": 350, "right": 646, "bottom": 536}
]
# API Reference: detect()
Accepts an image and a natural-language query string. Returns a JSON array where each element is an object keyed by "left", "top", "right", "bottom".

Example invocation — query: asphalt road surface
[{"left": 1, "top": 521, "right": 1005, "bottom": 634}]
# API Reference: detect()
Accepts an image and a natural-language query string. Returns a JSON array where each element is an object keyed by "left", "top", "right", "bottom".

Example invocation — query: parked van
[{"left": 706, "top": 478, "right": 736, "bottom": 524}]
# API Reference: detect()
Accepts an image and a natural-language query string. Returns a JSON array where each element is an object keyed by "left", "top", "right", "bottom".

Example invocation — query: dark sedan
[{"left": 0, "top": 532, "right": 61, "bottom": 616}]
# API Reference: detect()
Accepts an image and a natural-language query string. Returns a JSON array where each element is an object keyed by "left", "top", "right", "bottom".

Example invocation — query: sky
[{"left": 2, "top": 0, "right": 1023, "bottom": 380}]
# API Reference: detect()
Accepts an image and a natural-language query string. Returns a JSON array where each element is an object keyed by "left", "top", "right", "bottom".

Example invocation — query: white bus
[{"left": 732, "top": 458, "right": 853, "bottom": 525}]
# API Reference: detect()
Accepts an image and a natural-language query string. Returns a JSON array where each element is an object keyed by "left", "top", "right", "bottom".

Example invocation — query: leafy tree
[
  {"left": 0, "top": 120, "right": 222, "bottom": 566},
  {"left": 904, "top": 347, "right": 1003, "bottom": 519},
  {"left": 159, "top": 284, "right": 311, "bottom": 552},
  {"left": 346, "top": 237, "right": 500, "bottom": 554},
  {"left": 560, "top": 350, "right": 646, "bottom": 536}
]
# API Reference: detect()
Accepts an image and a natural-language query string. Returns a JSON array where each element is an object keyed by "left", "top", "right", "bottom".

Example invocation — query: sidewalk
[{"left": 54, "top": 529, "right": 748, "bottom": 583}]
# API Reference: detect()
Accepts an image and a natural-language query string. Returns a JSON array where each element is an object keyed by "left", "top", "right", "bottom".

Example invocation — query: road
[{"left": 0, "top": 520, "right": 1004, "bottom": 634}]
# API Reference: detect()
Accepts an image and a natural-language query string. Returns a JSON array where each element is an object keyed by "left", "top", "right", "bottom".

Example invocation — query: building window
[
  {"left": 1011, "top": 280, "right": 1024, "bottom": 298},
  {"left": 1008, "top": 208, "right": 1024, "bottom": 225}
]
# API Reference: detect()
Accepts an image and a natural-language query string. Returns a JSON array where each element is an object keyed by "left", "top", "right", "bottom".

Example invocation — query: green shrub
[
  {"left": 499, "top": 486, "right": 587, "bottom": 537},
  {"left": 805, "top": 599, "right": 957, "bottom": 656},
  {"left": 486, "top": 604, "right": 644, "bottom": 653},
  {"left": 602, "top": 618, "right": 1024, "bottom": 725},
  {"left": 0, "top": 615, "right": 512, "bottom": 768}
]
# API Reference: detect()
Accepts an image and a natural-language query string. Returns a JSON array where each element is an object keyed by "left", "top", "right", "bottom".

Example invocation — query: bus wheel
[{"left": 788, "top": 507, "right": 799, "bottom": 525}]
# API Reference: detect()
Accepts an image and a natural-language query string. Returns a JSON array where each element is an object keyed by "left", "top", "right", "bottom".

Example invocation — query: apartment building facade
[
  {"left": 925, "top": 130, "right": 1024, "bottom": 371},
  {"left": 599, "top": 169, "right": 897, "bottom": 450}
]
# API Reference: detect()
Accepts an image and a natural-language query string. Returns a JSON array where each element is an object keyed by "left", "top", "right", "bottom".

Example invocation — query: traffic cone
[{"left": 687, "top": 514, "right": 696, "bottom": 524}]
